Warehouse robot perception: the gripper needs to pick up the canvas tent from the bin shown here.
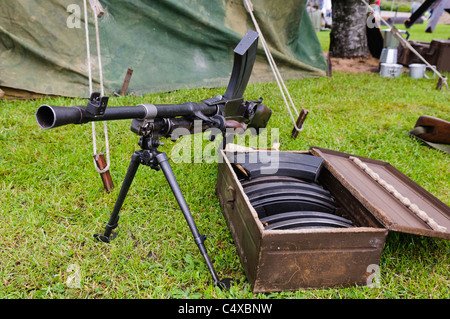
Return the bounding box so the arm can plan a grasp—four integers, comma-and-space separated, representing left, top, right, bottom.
0, 0, 326, 99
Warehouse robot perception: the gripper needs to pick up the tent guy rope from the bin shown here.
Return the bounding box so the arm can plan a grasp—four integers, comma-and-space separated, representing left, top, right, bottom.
243, 0, 307, 133
83, 0, 114, 191
83, 0, 111, 175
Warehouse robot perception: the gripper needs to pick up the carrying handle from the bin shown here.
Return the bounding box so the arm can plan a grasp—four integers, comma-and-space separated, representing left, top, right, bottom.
424, 65, 436, 79
403, 30, 410, 40
226, 186, 236, 209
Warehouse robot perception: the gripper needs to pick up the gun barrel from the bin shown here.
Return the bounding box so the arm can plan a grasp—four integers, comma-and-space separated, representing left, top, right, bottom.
36, 102, 218, 130
36, 104, 148, 129
36, 104, 83, 129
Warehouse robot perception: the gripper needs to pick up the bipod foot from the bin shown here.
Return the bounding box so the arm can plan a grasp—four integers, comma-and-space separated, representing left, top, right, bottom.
214, 278, 238, 290
94, 231, 117, 243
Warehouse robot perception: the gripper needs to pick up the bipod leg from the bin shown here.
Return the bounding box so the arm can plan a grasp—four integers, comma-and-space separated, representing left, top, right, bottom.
94, 151, 141, 243
155, 152, 228, 288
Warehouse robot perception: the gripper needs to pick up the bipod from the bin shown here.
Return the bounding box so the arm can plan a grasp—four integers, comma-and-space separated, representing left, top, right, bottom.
94, 134, 229, 289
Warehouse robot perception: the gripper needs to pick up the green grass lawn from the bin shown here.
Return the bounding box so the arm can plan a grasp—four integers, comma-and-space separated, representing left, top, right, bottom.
380, 1, 413, 13
1, 69, 449, 299
316, 23, 450, 52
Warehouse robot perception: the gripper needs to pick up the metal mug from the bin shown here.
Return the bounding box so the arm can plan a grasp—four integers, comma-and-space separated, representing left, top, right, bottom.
409, 63, 436, 79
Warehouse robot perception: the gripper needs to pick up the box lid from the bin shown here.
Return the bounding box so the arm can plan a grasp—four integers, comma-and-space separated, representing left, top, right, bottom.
310, 147, 450, 240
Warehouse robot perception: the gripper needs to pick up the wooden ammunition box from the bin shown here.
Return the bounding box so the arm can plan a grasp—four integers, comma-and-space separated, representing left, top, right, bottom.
398, 39, 450, 72
215, 147, 450, 293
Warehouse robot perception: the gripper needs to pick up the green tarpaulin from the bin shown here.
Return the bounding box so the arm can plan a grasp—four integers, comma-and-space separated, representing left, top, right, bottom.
0, 0, 326, 98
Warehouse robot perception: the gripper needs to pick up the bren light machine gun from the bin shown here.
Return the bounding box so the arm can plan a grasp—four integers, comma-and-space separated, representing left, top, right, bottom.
35, 31, 272, 288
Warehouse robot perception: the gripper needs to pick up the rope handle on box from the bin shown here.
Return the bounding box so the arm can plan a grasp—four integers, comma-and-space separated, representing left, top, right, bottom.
349, 156, 446, 232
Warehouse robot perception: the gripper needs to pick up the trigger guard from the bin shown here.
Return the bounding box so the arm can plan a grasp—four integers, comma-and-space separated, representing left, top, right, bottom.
212, 114, 226, 131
